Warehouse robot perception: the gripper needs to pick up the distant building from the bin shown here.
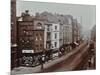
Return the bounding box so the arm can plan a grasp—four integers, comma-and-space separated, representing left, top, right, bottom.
72, 19, 81, 43
91, 25, 96, 41
77, 23, 81, 40
63, 15, 73, 45
55, 14, 73, 45
59, 23, 63, 47
40, 12, 73, 49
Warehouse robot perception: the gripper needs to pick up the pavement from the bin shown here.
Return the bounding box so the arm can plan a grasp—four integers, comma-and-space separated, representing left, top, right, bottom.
11, 42, 87, 75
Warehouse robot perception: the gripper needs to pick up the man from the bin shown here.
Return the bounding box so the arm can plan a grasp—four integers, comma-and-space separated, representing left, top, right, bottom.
89, 40, 94, 50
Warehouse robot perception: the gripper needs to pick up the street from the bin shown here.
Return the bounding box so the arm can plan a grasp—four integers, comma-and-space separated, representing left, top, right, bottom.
40, 41, 89, 72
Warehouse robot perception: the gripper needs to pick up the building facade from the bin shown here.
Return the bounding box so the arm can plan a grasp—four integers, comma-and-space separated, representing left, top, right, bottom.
33, 18, 45, 52
63, 15, 73, 45
44, 23, 60, 50
17, 10, 34, 66
41, 12, 74, 50
59, 23, 64, 47
17, 10, 46, 66
91, 25, 96, 41
72, 19, 80, 43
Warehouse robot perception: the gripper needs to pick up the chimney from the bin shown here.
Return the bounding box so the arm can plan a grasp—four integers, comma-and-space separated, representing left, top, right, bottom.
25, 10, 30, 16
35, 12, 40, 18
25, 10, 29, 14
21, 12, 25, 17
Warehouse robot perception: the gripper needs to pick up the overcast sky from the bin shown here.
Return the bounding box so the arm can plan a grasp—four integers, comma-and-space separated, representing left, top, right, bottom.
16, 0, 96, 32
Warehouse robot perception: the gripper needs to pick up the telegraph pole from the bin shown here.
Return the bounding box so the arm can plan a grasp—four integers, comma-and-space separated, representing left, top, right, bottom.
80, 16, 82, 43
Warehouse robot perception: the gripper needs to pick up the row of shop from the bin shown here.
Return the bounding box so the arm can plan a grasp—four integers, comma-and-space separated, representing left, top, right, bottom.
19, 42, 80, 67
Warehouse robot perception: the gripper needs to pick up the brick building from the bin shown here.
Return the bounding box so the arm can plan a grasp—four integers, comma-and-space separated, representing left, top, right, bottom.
33, 18, 45, 52
17, 10, 34, 66
17, 10, 45, 66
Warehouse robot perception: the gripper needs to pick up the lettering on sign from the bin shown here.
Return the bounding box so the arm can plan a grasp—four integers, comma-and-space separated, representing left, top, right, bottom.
22, 50, 34, 53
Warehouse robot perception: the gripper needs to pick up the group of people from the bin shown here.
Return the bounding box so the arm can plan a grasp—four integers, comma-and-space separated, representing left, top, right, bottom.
88, 40, 95, 69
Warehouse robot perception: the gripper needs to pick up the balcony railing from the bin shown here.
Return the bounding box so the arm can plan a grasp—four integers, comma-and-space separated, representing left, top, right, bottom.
47, 28, 52, 32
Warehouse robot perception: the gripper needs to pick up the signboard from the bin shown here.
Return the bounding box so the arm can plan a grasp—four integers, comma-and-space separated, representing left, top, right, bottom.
22, 50, 34, 53
19, 22, 33, 25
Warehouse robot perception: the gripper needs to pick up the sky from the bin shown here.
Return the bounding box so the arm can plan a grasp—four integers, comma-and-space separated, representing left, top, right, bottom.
16, 0, 96, 33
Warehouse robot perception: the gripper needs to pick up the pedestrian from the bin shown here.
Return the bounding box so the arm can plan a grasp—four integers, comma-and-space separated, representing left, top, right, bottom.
89, 40, 94, 50
38, 55, 44, 70
88, 59, 91, 68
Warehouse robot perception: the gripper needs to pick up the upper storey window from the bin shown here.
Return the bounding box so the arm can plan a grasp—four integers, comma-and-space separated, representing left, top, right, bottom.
36, 22, 42, 29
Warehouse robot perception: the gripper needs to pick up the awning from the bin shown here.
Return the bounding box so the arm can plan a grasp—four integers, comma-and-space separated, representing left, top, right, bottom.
74, 42, 79, 46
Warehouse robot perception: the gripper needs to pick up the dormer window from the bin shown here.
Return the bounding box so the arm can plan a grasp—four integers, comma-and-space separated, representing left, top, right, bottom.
55, 26, 57, 30
40, 37, 42, 40
35, 37, 38, 41
36, 22, 42, 29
